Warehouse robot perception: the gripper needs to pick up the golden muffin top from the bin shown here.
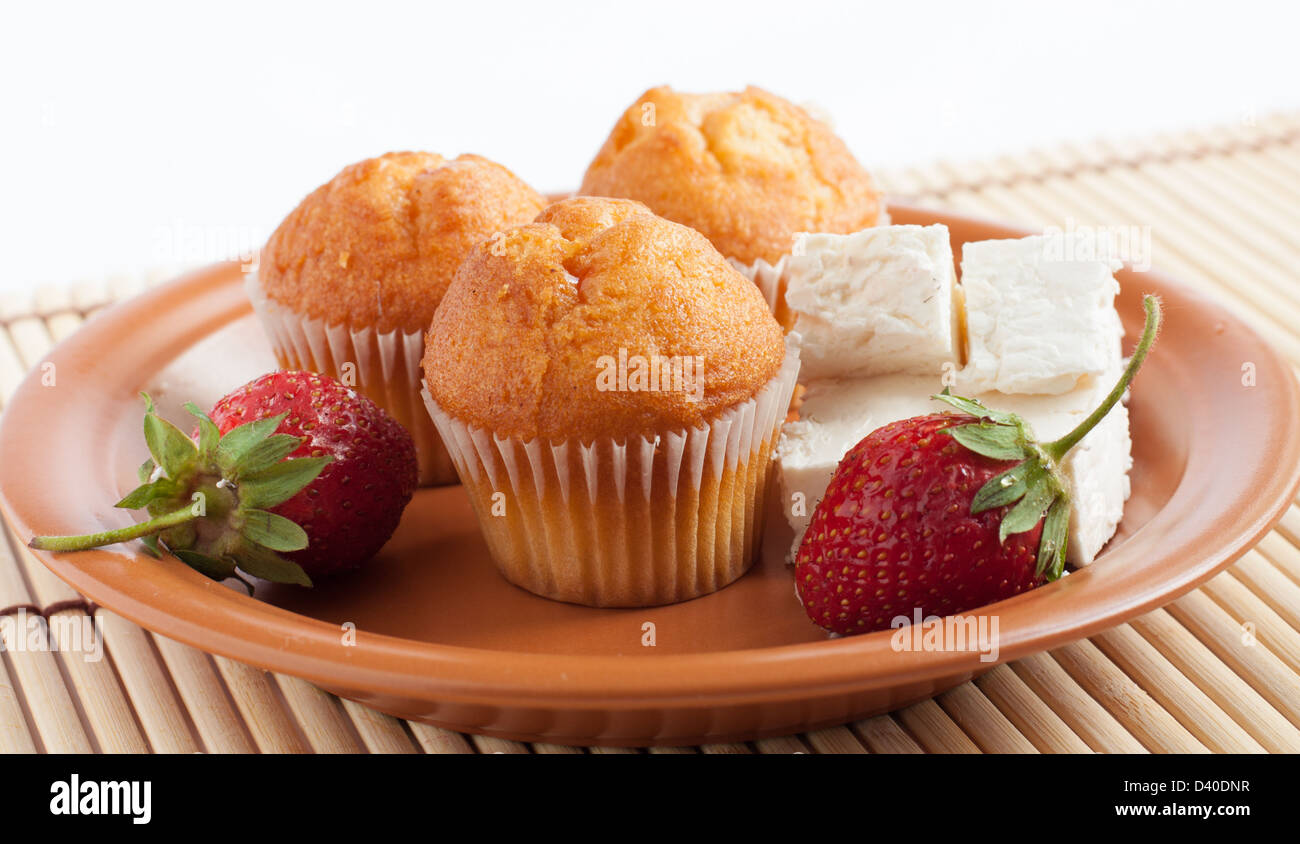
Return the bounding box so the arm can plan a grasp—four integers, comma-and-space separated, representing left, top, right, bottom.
423, 197, 786, 442
259, 151, 545, 334
579, 86, 882, 267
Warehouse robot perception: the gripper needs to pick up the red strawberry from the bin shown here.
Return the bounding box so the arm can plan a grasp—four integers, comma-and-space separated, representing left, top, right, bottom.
30, 370, 417, 588
797, 414, 1045, 634
209, 371, 418, 578
796, 294, 1162, 635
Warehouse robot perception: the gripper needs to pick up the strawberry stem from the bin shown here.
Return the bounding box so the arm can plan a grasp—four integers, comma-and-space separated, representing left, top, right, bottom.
1045, 295, 1162, 464
29, 505, 197, 552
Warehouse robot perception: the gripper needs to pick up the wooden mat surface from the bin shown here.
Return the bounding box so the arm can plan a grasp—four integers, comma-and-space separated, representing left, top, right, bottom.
2, 114, 1299, 754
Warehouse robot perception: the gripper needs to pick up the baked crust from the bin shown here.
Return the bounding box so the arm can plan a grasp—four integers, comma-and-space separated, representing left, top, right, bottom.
260, 152, 545, 334
579, 86, 881, 266
424, 197, 785, 441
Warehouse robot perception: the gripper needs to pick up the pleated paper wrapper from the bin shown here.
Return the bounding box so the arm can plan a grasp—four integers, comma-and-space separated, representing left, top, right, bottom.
244, 272, 455, 486
422, 342, 801, 607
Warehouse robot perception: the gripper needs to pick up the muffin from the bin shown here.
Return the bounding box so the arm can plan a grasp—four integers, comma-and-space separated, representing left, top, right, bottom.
579, 86, 883, 316
422, 197, 800, 607
250, 151, 546, 485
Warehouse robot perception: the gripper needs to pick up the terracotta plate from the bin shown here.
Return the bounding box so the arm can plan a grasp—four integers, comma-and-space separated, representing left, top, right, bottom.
2, 205, 1298, 747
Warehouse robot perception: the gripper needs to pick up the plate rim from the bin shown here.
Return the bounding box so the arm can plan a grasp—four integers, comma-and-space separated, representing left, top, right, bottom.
2, 202, 1298, 710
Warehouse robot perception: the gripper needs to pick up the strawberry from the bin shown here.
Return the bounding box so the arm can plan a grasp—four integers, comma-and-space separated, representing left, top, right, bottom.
796, 295, 1162, 635
30, 371, 417, 589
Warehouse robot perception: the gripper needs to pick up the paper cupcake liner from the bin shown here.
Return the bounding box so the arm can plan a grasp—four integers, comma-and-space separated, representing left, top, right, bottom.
244, 272, 456, 486
423, 341, 801, 607
730, 256, 787, 315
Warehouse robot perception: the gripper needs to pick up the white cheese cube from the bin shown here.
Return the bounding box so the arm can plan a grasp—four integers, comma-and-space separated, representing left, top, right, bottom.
957, 234, 1123, 395
784, 225, 959, 380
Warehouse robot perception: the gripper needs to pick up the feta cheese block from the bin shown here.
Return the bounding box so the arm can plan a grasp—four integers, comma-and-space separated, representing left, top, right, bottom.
776, 370, 1132, 566
957, 234, 1123, 395
784, 225, 960, 380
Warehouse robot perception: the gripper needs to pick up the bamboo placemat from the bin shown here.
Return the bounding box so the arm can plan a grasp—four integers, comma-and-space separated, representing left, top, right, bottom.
2, 113, 1299, 754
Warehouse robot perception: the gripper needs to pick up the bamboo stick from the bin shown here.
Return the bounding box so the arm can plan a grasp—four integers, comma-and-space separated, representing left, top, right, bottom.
472, 735, 530, 754
0, 655, 37, 752
1090, 624, 1265, 752
1166, 590, 1300, 728
0, 621, 91, 752
339, 699, 418, 754
151, 635, 256, 753
700, 742, 753, 754
1223, 148, 1300, 204
47, 609, 148, 753
803, 726, 868, 754
1252, 532, 1300, 586
1183, 151, 1300, 236
274, 674, 363, 754
1230, 549, 1300, 629
1258, 145, 1300, 184
212, 656, 309, 753
406, 722, 474, 754
754, 734, 811, 754
96, 610, 198, 753
849, 715, 925, 754
1199, 572, 1300, 673
937, 682, 1038, 753
0, 524, 35, 611
1009, 652, 1146, 753
895, 698, 981, 753
68, 278, 109, 313
1050, 640, 1208, 753
1271, 508, 1300, 554
973, 664, 1091, 753
1129, 609, 1300, 752
529, 742, 575, 753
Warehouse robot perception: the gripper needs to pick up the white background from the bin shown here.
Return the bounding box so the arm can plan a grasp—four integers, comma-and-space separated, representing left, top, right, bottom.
2, 0, 1297, 292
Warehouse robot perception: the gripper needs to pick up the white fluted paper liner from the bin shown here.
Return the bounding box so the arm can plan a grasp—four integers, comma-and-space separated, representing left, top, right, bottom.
422, 341, 801, 607
244, 272, 455, 486
729, 256, 787, 314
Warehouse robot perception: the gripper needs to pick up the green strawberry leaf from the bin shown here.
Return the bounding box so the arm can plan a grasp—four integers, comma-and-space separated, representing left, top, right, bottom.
241, 508, 309, 552
142, 394, 199, 477
232, 434, 303, 479
239, 456, 331, 509
137, 458, 156, 484
139, 534, 162, 559
946, 423, 1027, 462
1037, 496, 1071, 580
932, 297, 1164, 582
185, 402, 220, 456
115, 478, 181, 510
173, 548, 237, 580
235, 543, 312, 587
971, 464, 1030, 514
1000, 469, 1058, 543
931, 388, 1019, 426
215, 413, 288, 472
